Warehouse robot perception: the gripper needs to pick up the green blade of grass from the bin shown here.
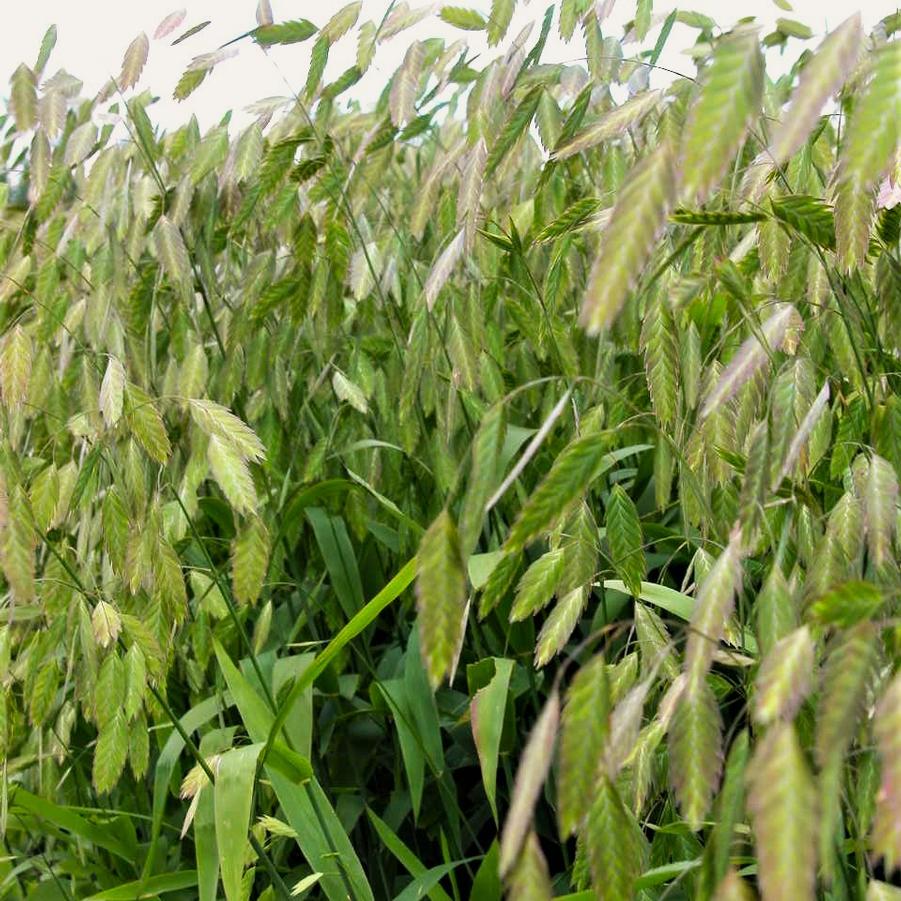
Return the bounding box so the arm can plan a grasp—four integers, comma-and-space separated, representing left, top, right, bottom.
262, 558, 417, 762
215, 744, 263, 901
213, 641, 374, 901
366, 809, 454, 901
84, 871, 199, 900
10, 789, 135, 863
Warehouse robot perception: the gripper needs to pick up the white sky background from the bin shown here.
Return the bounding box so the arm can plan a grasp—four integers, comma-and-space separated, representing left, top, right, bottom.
1, 1, 898, 132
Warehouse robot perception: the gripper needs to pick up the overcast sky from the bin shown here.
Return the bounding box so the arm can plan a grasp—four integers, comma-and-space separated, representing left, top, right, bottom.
2, 1, 896, 130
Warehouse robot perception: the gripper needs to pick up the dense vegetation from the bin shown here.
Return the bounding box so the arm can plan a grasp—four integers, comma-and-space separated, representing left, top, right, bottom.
1, 1, 900, 898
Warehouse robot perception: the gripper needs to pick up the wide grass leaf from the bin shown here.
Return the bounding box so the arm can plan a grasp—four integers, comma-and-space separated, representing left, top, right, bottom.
471, 657, 514, 820
366, 809, 453, 901
213, 642, 373, 901
84, 871, 199, 900
215, 744, 263, 901
307, 506, 365, 617
11, 789, 134, 861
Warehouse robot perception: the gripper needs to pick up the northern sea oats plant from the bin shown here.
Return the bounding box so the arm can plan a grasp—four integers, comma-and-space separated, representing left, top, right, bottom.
0, 1, 900, 899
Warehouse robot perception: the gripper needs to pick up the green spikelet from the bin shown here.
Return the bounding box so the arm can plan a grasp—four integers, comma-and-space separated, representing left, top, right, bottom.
581, 143, 675, 335
834, 177, 875, 273
738, 420, 769, 549
864, 454, 899, 578
3, 485, 35, 604
487, 0, 515, 46
766, 15, 862, 170
669, 675, 724, 830
680, 25, 763, 204
485, 86, 543, 178
808, 580, 882, 628
189, 399, 265, 462
29, 661, 59, 727
826, 490, 864, 570
816, 622, 877, 768
700, 304, 802, 422
129, 713, 150, 779
836, 37, 901, 270
400, 309, 430, 426
499, 691, 559, 878
232, 515, 270, 605
770, 194, 836, 250
153, 215, 192, 292
704, 731, 750, 893
0, 326, 33, 411
803, 531, 852, 603
554, 90, 663, 161
125, 384, 171, 464
753, 626, 815, 724
769, 359, 815, 489
558, 654, 610, 836
872, 672, 901, 874
123, 643, 146, 721
510, 549, 565, 622
534, 586, 586, 667
622, 718, 665, 818
505, 433, 620, 553
415, 510, 467, 688
681, 321, 703, 412
757, 213, 791, 283
747, 722, 817, 901
653, 437, 674, 511
584, 775, 647, 900
641, 293, 680, 428
875, 395, 901, 479
504, 831, 553, 900
9, 64, 37, 132
93, 710, 129, 794
816, 622, 878, 879
478, 552, 521, 620
634, 602, 680, 682
685, 532, 743, 683
155, 540, 187, 623
459, 403, 506, 556
558, 503, 599, 596
605, 485, 646, 597
797, 507, 825, 569
207, 434, 256, 514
